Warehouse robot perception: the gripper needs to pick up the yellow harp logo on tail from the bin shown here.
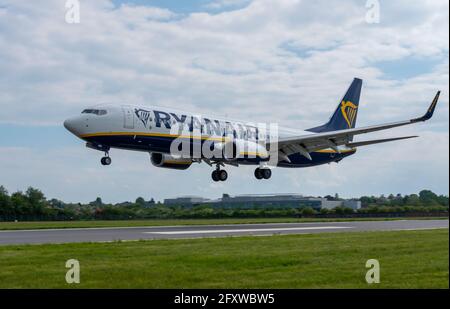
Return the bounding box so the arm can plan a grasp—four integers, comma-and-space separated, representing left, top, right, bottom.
340, 101, 358, 128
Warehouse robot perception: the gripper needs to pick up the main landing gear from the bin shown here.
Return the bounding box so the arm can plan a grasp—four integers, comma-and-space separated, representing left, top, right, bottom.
212, 165, 228, 182
100, 152, 112, 166
210, 166, 272, 182
254, 167, 272, 180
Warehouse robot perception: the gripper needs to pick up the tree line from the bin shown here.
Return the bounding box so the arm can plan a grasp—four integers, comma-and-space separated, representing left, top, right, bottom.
0, 186, 448, 221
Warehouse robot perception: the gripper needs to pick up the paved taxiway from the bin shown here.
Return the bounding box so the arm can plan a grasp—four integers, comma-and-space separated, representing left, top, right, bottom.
0, 219, 447, 245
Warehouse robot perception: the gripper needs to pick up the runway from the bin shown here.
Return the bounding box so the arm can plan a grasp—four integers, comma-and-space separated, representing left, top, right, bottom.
0, 219, 447, 245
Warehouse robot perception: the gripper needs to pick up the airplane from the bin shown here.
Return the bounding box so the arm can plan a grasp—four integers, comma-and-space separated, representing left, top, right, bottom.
64, 78, 441, 182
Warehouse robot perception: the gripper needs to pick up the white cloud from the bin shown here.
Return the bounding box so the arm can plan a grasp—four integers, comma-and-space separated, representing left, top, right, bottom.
204, 0, 252, 10
0, 0, 448, 124
0, 0, 448, 200
117, 4, 178, 21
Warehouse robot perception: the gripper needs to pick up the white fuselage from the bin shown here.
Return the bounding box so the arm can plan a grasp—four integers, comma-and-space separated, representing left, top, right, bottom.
64, 104, 354, 169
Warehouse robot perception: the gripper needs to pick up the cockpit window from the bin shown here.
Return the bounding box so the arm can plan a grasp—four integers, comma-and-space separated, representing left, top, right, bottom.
82, 109, 107, 115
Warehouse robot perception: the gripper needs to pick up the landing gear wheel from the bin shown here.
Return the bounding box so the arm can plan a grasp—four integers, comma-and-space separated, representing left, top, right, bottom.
262, 168, 272, 179
101, 156, 112, 166
218, 170, 228, 181
254, 168, 263, 180
255, 168, 271, 180
212, 167, 228, 182
211, 170, 220, 182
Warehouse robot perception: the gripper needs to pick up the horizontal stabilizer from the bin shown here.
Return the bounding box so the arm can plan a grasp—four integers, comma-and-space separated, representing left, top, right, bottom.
346, 136, 418, 148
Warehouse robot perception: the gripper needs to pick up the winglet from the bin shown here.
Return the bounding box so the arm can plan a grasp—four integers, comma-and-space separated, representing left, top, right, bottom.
412, 91, 441, 122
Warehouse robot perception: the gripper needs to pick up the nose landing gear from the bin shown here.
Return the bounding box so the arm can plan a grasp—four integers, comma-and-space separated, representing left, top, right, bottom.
101, 152, 112, 166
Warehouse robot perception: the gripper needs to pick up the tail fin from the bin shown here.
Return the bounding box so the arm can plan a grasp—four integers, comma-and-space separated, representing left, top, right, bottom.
307, 78, 362, 133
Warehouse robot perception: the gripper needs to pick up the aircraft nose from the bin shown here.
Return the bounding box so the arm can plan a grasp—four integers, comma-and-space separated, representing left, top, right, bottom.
64, 116, 82, 136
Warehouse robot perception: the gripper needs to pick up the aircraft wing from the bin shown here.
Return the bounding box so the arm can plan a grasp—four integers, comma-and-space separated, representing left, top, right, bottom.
270, 91, 440, 159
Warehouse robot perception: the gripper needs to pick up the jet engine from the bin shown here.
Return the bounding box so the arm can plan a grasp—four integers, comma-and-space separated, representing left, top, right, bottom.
150, 153, 192, 170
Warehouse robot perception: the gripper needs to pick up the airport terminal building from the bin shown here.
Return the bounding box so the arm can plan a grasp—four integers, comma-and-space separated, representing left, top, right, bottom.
163, 194, 361, 210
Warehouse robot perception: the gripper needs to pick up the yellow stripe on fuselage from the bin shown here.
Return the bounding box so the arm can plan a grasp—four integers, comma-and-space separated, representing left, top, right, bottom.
315, 148, 356, 154
239, 151, 268, 157
80, 131, 231, 142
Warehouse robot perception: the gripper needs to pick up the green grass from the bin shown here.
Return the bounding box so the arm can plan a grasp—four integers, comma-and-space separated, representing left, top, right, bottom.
0, 229, 447, 288
0, 217, 446, 230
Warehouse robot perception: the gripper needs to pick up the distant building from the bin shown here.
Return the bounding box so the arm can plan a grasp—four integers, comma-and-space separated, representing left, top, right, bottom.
343, 200, 362, 210
163, 196, 210, 207
320, 199, 361, 210
163, 194, 361, 210
207, 194, 323, 210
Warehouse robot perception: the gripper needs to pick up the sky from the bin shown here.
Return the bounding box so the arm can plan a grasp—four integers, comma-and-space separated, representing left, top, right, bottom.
0, 0, 448, 203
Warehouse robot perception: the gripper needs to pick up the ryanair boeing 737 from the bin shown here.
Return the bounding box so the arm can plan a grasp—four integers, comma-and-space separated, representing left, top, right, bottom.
64, 78, 441, 182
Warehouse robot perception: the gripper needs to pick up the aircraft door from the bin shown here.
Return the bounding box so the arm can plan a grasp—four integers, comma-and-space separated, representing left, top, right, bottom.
122, 106, 135, 129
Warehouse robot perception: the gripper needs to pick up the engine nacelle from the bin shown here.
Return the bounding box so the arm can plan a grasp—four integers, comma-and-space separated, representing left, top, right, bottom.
150, 153, 192, 170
